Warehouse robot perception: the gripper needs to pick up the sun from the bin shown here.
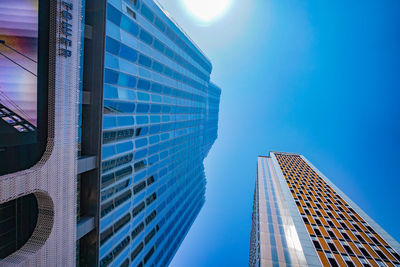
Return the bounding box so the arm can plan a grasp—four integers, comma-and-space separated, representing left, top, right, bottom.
181, 0, 232, 25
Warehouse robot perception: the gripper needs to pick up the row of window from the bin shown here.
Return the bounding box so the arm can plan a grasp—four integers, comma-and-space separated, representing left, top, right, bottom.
101, 165, 132, 189
101, 190, 132, 218
103, 98, 206, 116
276, 154, 400, 266
100, 235, 130, 267
133, 1, 212, 72
108, 3, 210, 83
102, 153, 133, 173
103, 127, 135, 144
104, 76, 208, 105
100, 213, 131, 247
104, 34, 207, 94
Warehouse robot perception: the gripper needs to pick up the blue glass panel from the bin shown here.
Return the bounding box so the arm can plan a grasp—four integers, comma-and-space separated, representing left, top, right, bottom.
117, 102, 135, 113
104, 84, 118, 99
102, 145, 116, 159
136, 116, 149, 125
118, 73, 137, 88
117, 87, 136, 100
161, 105, 171, 113
150, 105, 161, 114
138, 54, 152, 68
107, 3, 121, 26
135, 149, 147, 160
160, 133, 169, 141
154, 17, 166, 32
104, 68, 119, 85
103, 116, 117, 129
140, 4, 154, 22
150, 83, 162, 93
159, 167, 167, 178
105, 53, 119, 69
150, 116, 160, 123
116, 141, 133, 154
165, 47, 174, 59
120, 15, 139, 37
117, 116, 134, 127
104, 100, 118, 112
148, 144, 159, 155
148, 154, 158, 165
136, 103, 149, 113
137, 79, 150, 91
106, 21, 121, 41
160, 150, 168, 159
151, 61, 163, 73
137, 92, 150, 101
135, 138, 148, 148
105, 36, 120, 55
160, 124, 170, 132
153, 39, 165, 53
163, 67, 173, 77
149, 125, 160, 134
120, 44, 138, 63
163, 87, 171, 95
139, 29, 153, 45
136, 126, 148, 136
149, 135, 159, 144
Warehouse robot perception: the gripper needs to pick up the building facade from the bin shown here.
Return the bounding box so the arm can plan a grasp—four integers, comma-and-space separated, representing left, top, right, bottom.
0, 0, 220, 266
249, 152, 400, 267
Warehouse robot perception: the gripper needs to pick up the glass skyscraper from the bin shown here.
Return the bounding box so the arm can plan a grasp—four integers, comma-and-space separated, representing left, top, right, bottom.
250, 152, 400, 267
82, 0, 221, 266
0, 0, 220, 266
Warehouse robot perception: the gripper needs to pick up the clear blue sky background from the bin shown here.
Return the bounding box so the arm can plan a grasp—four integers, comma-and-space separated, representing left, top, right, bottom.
157, 0, 400, 266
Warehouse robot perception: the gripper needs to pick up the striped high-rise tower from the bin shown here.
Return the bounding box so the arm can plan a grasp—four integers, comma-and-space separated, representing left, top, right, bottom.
249, 152, 400, 267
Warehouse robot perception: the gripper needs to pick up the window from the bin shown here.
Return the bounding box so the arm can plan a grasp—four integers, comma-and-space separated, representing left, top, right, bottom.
144, 246, 155, 264
326, 253, 339, 267
131, 223, 144, 240
132, 201, 145, 218
146, 193, 157, 205
134, 160, 146, 172
114, 214, 131, 233
145, 210, 157, 225
127, 7, 136, 19
115, 166, 132, 181
145, 228, 156, 244
313, 227, 322, 237
100, 227, 113, 246
0, 194, 39, 259
140, 4, 154, 22
133, 181, 146, 194
101, 201, 114, 218
342, 255, 355, 267
120, 258, 129, 267
131, 242, 143, 261
328, 230, 336, 239
343, 244, 354, 255
138, 54, 152, 68
139, 29, 153, 45
311, 237, 322, 251
328, 241, 338, 253
147, 176, 155, 186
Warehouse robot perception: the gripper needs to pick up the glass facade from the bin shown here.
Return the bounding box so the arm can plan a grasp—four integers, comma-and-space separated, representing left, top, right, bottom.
250, 152, 400, 267
98, 0, 220, 266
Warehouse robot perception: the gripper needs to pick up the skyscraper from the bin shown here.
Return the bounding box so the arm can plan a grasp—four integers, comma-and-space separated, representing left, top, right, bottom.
249, 152, 400, 267
0, 0, 220, 266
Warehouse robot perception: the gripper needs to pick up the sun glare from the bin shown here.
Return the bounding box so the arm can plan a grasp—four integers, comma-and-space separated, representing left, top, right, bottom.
181, 0, 232, 25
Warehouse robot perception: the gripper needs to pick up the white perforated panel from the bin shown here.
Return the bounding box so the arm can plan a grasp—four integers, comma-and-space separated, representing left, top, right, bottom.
0, 0, 82, 266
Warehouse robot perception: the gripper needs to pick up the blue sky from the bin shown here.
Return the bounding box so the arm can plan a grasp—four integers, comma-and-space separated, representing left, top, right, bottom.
156, 0, 400, 266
